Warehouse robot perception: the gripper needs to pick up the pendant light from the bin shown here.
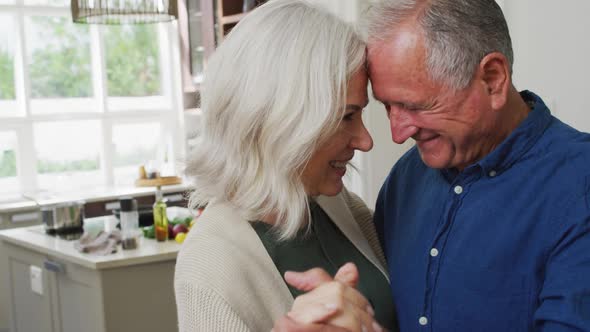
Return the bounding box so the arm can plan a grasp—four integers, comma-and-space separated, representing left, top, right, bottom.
71, 0, 178, 24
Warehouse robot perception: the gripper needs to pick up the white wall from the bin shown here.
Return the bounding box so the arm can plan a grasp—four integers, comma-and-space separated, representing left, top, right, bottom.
306, 0, 360, 23
505, 0, 590, 132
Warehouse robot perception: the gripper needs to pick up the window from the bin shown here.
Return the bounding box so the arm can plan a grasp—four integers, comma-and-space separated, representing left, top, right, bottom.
0, 131, 19, 200
104, 25, 161, 97
34, 120, 102, 191
0, 0, 185, 198
112, 122, 162, 186
0, 13, 17, 116
25, 15, 93, 114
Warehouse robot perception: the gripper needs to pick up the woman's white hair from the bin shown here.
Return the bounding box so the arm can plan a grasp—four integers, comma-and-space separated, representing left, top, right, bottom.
186, 0, 366, 239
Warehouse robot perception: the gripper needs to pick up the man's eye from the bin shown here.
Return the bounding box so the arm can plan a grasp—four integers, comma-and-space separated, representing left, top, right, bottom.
394, 103, 420, 112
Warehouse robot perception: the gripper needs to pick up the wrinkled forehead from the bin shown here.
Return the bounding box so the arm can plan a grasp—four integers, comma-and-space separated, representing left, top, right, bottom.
367, 24, 425, 64
365, 43, 387, 74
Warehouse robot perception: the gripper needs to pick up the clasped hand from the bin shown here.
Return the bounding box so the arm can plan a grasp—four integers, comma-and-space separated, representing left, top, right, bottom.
272, 262, 385, 332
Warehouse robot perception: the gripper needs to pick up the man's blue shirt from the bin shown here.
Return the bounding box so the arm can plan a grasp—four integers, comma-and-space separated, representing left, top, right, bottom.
375, 91, 590, 331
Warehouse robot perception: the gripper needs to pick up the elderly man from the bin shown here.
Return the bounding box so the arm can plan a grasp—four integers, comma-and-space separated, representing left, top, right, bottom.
275, 0, 590, 331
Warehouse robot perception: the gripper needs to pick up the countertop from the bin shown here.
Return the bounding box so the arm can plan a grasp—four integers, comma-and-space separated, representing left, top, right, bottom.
0, 220, 181, 270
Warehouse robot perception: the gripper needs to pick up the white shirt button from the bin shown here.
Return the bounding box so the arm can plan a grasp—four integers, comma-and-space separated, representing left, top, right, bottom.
454, 185, 463, 194
489, 170, 497, 177
430, 248, 439, 257
419, 316, 428, 326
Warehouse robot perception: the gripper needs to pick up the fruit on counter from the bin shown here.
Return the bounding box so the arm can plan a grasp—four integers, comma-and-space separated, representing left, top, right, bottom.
143, 225, 155, 239
172, 223, 189, 238
141, 217, 195, 241
171, 216, 193, 227
168, 223, 175, 239
175, 232, 187, 244
155, 225, 168, 242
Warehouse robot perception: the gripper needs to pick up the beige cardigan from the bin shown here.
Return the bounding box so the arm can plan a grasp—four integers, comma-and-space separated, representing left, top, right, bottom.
174, 188, 388, 332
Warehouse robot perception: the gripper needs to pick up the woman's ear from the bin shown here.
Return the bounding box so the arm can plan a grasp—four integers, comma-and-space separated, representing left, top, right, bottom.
477, 52, 510, 110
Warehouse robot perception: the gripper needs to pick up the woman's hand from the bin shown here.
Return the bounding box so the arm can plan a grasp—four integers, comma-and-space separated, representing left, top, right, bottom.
282, 263, 384, 332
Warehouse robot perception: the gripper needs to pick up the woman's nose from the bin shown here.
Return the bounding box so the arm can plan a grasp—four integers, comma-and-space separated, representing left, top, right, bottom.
351, 122, 373, 152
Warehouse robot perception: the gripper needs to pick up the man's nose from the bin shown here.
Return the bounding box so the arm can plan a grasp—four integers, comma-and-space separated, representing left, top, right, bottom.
390, 108, 418, 144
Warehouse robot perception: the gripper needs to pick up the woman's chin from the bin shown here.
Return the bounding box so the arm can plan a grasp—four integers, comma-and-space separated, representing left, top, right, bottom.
316, 181, 344, 197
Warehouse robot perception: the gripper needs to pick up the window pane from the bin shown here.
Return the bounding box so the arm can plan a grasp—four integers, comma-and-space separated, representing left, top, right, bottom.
112, 122, 161, 185
0, 0, 15, 4
34, 121, 103, 191
0, 131, 19, 195
0, 14, 16, 100
104, 25, 161, 97
0, 131, 18, 178
25, 16, 92, 99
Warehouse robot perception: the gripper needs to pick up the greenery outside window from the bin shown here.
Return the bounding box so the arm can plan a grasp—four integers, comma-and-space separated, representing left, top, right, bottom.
0, 0, 185, 200
0, 131, 19, 200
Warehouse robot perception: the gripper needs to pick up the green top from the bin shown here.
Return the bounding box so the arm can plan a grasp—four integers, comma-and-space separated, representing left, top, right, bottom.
251, 202, 397, 330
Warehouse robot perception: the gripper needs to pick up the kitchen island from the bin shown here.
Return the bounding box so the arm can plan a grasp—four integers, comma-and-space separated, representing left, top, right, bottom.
0, 222, 181, 332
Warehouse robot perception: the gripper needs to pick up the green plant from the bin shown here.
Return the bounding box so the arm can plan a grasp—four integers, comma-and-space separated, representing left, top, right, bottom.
28, 16, 92, 98
37, 157, 99, 174
105, 25, 161, 96
0, 48, 15, 100
0, 150, 17, 178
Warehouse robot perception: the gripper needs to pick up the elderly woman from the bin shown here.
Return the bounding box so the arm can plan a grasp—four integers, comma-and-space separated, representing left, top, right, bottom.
174, 1, 395, 331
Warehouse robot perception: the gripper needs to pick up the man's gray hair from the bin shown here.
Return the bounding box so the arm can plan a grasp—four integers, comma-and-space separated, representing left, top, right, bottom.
365, 0, 513, 89
185, 0, 366, 239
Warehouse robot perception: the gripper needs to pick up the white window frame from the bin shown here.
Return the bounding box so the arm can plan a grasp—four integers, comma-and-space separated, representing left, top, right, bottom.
0, 0, 185, 198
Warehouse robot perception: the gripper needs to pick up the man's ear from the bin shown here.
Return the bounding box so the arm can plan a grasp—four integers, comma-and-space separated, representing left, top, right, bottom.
478, 52, 510, 110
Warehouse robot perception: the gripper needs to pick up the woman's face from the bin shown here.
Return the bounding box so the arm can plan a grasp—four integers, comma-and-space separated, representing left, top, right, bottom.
302, 70, 373, 197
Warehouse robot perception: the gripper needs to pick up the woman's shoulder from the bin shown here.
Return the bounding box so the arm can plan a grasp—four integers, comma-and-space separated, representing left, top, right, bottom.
174, 200, 290, 294
175, 201, 257, 282
174, 201, 293, 331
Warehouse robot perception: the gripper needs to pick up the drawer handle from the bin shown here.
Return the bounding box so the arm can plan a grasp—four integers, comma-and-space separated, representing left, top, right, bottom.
43, 260, 65, 273
12, 212, 39, 224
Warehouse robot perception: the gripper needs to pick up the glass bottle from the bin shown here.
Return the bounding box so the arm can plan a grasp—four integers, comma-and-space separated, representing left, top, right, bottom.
153, 186, 169, 242
120, 197, 140, 249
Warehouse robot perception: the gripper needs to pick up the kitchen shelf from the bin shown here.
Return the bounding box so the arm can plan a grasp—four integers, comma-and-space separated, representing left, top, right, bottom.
220, 12, 246, 25
135, 176, 183, 187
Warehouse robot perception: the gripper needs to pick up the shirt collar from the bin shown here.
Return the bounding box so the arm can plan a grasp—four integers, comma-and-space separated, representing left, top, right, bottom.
442, 90, 552, 180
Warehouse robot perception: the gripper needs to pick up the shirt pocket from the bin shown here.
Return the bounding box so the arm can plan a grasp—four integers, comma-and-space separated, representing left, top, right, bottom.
432, 261, 532, 332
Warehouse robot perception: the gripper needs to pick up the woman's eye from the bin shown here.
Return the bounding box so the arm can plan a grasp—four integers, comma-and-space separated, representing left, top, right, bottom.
343, 112, 355, 121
